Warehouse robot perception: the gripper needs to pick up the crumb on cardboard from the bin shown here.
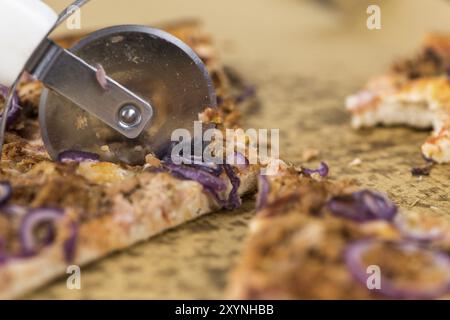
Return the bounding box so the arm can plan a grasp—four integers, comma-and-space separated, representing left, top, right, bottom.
348, 158, 362, 167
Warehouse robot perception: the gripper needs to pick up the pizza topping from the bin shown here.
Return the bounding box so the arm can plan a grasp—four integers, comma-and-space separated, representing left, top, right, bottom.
0, 236, 6, 264
223, 164, 241, 209
20, 208, 64, 255
144, 153, 162, 167
411, 163, 434, 176
328, 190, 397, 222
164, 155, 244, 209
164, 163, 227, 193
0, 83, 21, 127
301, 162, 329, 178
0, 181, 12, 206
63, 222, 78, 263
0, 204, 27, 217
394, 214, 446, 242
258, 192, 301, 218
226, 152, 249, 170
76, 162, 133, 185
57, 150, 100, 163
391, 46, 446, 80
193, 161, 224, 176
345, 240, 450, 299
167, 154, 224, 176
256, 175, 269, 210
198, 107, 222, 125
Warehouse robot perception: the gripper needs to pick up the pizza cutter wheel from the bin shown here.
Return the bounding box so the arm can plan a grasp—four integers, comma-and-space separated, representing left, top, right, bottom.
39, 25, 217, 165
0, 0, 216, 165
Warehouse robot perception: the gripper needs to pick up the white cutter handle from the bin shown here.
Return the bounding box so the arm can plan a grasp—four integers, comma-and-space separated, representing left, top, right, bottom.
0, 0, 91, 158
0, 0, 57, 87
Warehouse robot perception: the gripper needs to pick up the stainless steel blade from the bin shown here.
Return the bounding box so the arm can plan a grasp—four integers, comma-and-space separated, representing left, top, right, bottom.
29, 38, 153, 139
40, 25, 217, 165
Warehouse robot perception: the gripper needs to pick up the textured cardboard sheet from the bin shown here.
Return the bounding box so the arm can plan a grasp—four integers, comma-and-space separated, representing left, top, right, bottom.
30, 0, 450, 299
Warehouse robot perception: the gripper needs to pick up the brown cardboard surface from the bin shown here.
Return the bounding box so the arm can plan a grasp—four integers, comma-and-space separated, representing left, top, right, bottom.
29, 0, 450, 299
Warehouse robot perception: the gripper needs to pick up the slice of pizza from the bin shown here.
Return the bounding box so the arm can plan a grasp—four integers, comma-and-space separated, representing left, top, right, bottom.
227, 161, 450, 299
0, 21, 259, 299
346, 34, 450, 163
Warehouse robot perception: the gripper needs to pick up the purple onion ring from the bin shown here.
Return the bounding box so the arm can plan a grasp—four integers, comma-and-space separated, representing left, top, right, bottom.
223, 164, 241, 209
256, 175, 270, 210
301, 162, 329, 178
328, 190, 397, 222
57, 150, 100, 163
226, 152, 249, 170
20, 208, 64, 255
63, 222, 79, 263
345, 240, 450, 299
164, 163, 227, 193
0, 236, 7, 264
0, 204, 28, 217
166, 154, 223, 176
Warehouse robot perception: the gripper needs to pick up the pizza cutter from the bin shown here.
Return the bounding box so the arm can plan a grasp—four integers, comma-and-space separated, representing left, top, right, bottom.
0, 0, 217, 165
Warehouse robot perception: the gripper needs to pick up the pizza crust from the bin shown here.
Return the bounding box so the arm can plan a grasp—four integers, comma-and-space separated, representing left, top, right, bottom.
0, 20, 259, 299
346, 34, 450, 163
226, 165, 450, 300
0, 165, 258, 299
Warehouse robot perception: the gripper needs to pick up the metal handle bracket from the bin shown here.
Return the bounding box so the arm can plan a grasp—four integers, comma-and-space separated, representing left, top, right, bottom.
26, 39, 153, 139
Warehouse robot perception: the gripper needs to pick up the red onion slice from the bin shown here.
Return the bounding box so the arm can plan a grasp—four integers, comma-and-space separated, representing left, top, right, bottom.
256, 175, 270, 210
164, 163, 227, 193
301, 162, 329, 178
0, 181, 12, 206
0, 236, 6, 264
0, 84, 21, 127
20, 208, 64, 255
223, 164, 241, 209
328, 190, 397, 222
63, 222, 78, 263
0, 204, 27, 216
57, 150, 100, 163
411, 163, 434, 176
164, 160, 242, 209
166, 154, 223, 176
226, 152, 249, 170
345, 240, 450, 299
